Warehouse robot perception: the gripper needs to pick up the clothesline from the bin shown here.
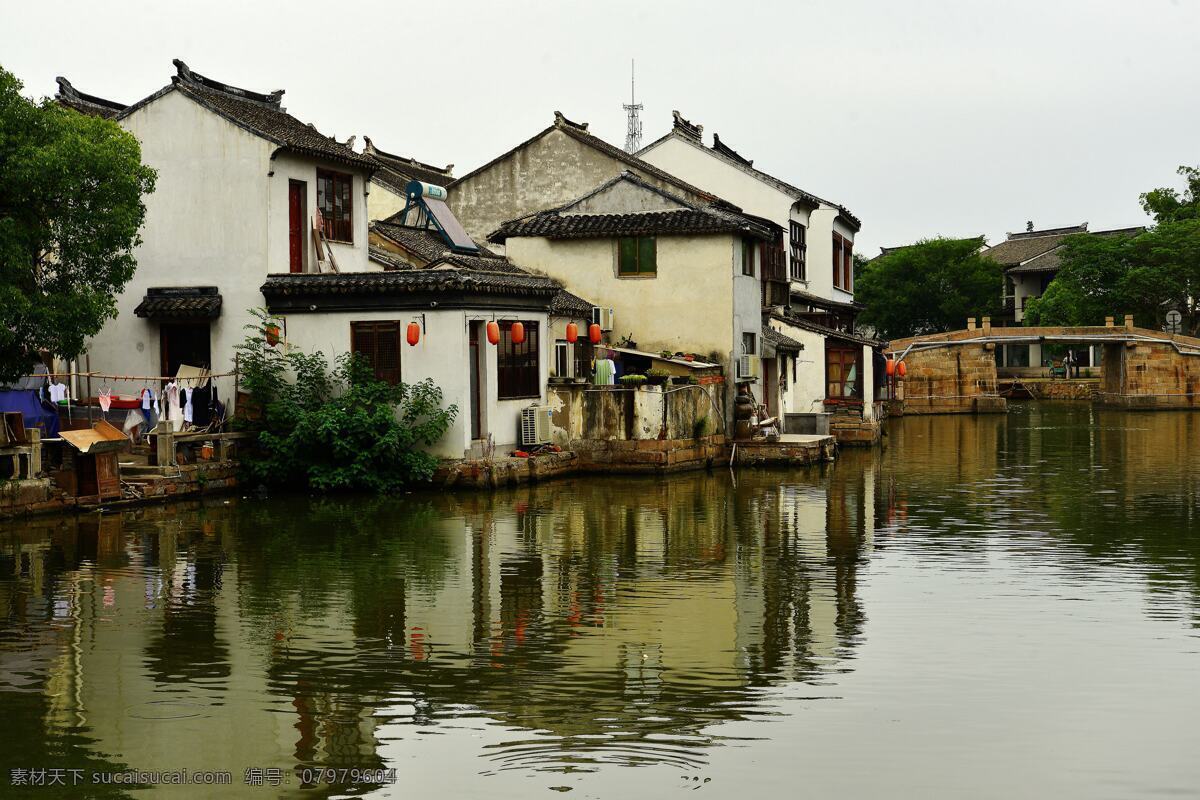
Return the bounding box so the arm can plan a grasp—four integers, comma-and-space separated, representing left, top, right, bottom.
20, 370, 238, 382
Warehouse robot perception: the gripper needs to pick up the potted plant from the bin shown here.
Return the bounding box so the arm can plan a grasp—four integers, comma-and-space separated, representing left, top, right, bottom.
671, 374, 695, 385
659, 349, 675, 360
618, 374, 647, 389
645, 368, 670, 386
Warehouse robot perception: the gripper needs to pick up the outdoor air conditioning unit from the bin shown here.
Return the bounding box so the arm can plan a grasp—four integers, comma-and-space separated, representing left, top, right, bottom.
591, 306, 615, 331
520, 406, 553, 447
739, 354, 762, 380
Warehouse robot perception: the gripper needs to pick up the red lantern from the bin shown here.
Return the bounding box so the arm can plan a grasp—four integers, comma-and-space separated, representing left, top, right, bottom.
510, 321, 526, 344
407, 321, 420, 346
897, 360, 907, 378
588, 323, 602, 344
486, 320, 500, 345
885, 358, 895, 376
565, 322, 578, 344
265, 323, 281, 347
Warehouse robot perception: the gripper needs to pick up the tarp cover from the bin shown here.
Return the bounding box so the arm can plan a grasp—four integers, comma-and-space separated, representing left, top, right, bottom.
0, 390, 60, 438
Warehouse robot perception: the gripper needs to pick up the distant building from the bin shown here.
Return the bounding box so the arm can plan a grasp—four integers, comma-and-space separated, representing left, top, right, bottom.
986, 223, 1143, 372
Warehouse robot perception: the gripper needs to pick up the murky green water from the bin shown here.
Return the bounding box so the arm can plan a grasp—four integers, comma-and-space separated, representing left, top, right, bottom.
2, 403, 1199, 798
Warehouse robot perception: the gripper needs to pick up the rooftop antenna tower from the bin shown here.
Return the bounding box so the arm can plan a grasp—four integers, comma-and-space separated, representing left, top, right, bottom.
623, 59, 642, 154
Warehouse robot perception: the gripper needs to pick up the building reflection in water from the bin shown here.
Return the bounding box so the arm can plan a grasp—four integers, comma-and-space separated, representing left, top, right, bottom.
0, 466, 877, 787
1, 403, 1198, 791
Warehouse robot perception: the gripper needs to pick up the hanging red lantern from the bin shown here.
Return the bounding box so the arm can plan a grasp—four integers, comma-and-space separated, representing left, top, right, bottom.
885, 357, 895, 376
265, 323, 281, 347
510, 321, 526, 344
897, 360, 907, 378
486, 320, 500, 345
565, 322, 578, 344
407, 321, 421, 346
588, 323, 602, 344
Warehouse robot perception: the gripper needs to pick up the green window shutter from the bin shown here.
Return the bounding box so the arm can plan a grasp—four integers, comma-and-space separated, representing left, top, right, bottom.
638, 236, 657, 275
618, 237, 637, 274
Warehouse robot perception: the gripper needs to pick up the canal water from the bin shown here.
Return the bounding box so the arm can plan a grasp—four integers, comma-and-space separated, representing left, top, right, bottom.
2, 403, 1199, 798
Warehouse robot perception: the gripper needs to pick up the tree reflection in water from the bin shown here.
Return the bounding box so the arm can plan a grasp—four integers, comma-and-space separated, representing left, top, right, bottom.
0, 402, 1198, 795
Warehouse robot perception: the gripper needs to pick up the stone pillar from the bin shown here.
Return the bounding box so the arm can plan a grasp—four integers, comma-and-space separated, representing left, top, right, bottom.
1105, 316, 1114, 327
1124, 314, 1134, 330
981, 316, 992, 334
967, 317, 976, 331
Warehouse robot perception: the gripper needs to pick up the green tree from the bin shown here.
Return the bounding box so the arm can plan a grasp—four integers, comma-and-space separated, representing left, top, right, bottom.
235, 310, 458, 492
856, 237, 999, 340
1024, 176, 1200, 332
0, 66, 156, 382
1140, 165, 1200, 224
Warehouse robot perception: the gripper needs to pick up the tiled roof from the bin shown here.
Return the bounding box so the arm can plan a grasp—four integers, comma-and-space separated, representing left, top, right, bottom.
767, 311, 882, 348
490, 172, 773, 243
362, 137, 453, 194
1003, 226, 1145, 275
790, 287, 863, 312
134, 287, 222, 319
763, 327, 803, 352
448, 112, 719, 204
985, 225, 1088, 266
372, 222, 497, 264
260, 269, 560, 298
550, 288, 594, 317
368, 245, 415, 271
55, 77, 125, 118
638, 115, 861, 225
121, 60, 373, 171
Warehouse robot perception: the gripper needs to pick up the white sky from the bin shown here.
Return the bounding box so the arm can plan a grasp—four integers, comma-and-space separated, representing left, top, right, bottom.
4, 0, 1198, 254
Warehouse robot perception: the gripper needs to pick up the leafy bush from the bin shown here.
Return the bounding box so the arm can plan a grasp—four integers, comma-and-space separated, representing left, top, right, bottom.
235, 310, 457, 492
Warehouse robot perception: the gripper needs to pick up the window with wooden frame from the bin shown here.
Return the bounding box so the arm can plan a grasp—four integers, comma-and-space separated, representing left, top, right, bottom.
741, 236, 756, 277
498, 321, 540, 399
789, 221, 807, 280
842, 237, 854, 292
826, 342, 861, 401
316, 169, 354, 243
350, 321, 401, 385
617, 237, 657, 276
832, 233, 844, 290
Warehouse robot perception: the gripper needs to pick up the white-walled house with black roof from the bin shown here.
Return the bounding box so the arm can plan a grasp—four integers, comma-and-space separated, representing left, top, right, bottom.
56, 59, 378, 414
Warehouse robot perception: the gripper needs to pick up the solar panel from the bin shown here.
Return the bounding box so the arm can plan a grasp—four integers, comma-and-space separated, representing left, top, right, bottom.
423, 197, 479, 254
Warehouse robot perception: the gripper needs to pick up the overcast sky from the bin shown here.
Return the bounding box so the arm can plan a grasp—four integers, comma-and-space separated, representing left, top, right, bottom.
4, 0, 1198, 254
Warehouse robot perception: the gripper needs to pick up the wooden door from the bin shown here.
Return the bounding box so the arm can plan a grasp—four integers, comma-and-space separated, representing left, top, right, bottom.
289, 180, 306, 273
469, 323, 482, 439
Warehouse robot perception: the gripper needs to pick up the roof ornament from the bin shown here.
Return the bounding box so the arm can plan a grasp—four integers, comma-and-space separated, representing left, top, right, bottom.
553, 111, 588, 131
1026, 220, 1034, 232
171, 58, 285, 108
712, 133, 753, 167
671, 110, 703, 142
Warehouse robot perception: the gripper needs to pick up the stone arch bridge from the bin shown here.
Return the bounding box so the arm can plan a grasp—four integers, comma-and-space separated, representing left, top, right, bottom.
887, 319, 1200, 414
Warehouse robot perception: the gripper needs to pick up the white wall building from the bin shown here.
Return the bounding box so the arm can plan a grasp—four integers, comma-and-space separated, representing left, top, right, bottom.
638, 113, 878, 433
57, 60, 378, 418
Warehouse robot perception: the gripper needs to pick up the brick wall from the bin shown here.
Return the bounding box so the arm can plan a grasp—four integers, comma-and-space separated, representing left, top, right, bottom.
894, 343, 1006, 415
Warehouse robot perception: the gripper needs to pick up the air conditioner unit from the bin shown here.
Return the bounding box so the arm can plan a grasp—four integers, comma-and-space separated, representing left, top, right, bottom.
738, 354, 762, 380
520, 406, 553, 447
591, 306, 616, 331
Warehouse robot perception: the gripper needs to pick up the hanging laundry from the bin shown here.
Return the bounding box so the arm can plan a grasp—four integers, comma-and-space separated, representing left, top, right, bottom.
98, 388, 112, 412
182, 386, 194, 424
164, 382, 182, 432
